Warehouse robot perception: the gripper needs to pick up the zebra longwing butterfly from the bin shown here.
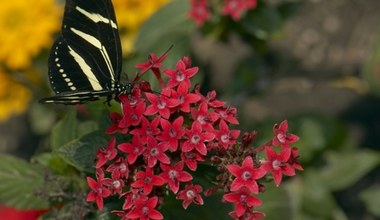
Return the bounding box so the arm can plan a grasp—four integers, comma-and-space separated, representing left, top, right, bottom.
39, 0, 132, 105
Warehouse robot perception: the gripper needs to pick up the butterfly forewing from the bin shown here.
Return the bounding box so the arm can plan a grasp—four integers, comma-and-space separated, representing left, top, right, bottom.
41, 0, 123, 104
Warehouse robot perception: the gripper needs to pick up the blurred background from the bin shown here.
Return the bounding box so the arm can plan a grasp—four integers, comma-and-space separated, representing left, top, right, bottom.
0, 0, 379, 219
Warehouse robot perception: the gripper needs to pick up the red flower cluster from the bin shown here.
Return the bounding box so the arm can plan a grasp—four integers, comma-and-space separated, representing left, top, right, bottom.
188, 0, 258, 25
86, 53, 302, 220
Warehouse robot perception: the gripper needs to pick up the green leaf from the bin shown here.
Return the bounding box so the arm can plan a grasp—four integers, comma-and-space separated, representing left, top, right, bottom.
320, 150, 380, 190
57, 131, 108, 172
31, 153, 75, 175
0, 154, 49, 209
242, 4, 283, 39
359, 185, 380, 217
134, 0, 194, 68
51, 109, 78, 150
256, 184, 294, 219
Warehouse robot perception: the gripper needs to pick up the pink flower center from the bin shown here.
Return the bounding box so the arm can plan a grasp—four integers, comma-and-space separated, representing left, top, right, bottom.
169, 128, 177, 138
120, 163, 127, 172
277, 133, 286, 143
240, 194, 247, 203
191, 135, 200, 144
144, 177, 152, 184
185, 152, 195, 159
134, 146, 140, 153
176, 72, 185, 82
186, 190, 195, 199
169, 169, 178, 179
142, 206, 149, 216
178, 95, 184, 104
272, 160, 282, 170
150, 148, 159, 156
241, 171, 252, 180
113, 180, 121, 189
157, 99, 166, 109
221, 134, 229, 143
128, 96, 137, 106
197, 115, 206, 124
131, 113, 138, 122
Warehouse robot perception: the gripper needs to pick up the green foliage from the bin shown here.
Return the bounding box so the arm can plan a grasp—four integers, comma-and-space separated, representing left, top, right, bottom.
58, 131, 108, 173
0, 154, 49, 209
359, 185, 380, 217
51, 109, 78, 150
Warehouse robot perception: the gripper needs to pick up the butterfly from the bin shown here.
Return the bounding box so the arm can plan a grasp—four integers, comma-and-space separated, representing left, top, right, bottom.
39, 0, 132, 105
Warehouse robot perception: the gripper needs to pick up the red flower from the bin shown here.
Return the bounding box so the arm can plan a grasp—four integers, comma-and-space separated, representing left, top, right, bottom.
272, 120, 299, 147
86, 169, 112, 210
0, 206, 49, 220
221, 0, 248, 21
119, 101, 146, 127
163, 57, 198, 88
182, 121, 215, 155
145, 88, 179, 119
103, 171, 125, 195
126, 196, 163, 220
122, 189, 147, 211
191, 102, 219, 131
180, 150, 205, 171
260, 146, 295, 186
196, 88, 225, 108
171, 83, 201, 113
135, 49, 171, 88
106, 157, 129, 179
215, 106, 239, 125
144, 136, 170, 167
118, 135, 145, 164
288, 147, 303, 171
215, 120, 240, 149
119, 87, 142, 107
177, 183, 204, 209
131, 167, 166, 195
96, 137, 117, 168
227, 156, 266, 193
160, 161, 193, 193
223, 188, 262, 217
157, 116, 185, 151
130, 116, 161, 144
188, 0, 210, 26
229, 209, 265, 220
106, 112, 128, 134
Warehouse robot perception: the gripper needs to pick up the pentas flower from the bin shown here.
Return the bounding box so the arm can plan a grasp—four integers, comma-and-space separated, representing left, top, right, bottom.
260, 146, 295, 186
181, 150, 205, 171
118, 135, 145, 164
157, 117, 185, 151
171, 83, 201, 113
159, 162, 193, 193
144, 88, 179, 119
106, 157, 129, 179
272, 120, 299, 147
215, 106, 239, 125
86, 54, 302, 220
182, 121, 215, 155
188, 0, 211, 26
96, 137, 117, 168
86, 169, 112, 210
229, 209, 265, 220
144, 136, 170, 168
119, 101, 146, 127
222, 0, 248, 21
191, 102, 219, 131
126, 196, 163, 220
130, 116, 161, 144
177, 183, 204, 209
106, 112, 127, 134
223, 187, 262, 217
215, 120, 240, 149
131, 167, 166, 195
227, 156, 266, 193
163, 56, 198, 88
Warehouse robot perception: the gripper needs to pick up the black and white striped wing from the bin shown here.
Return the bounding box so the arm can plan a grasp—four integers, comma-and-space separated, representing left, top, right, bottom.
40, 0, 122, 104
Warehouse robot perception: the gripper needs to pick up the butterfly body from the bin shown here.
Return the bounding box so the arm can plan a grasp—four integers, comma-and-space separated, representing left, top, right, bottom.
40, 0, 131, 105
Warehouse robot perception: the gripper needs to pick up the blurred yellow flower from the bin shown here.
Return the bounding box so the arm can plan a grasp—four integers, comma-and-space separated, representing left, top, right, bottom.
0, 69, 31, 122
113, 0, 170, 55
0, 0, 61, 69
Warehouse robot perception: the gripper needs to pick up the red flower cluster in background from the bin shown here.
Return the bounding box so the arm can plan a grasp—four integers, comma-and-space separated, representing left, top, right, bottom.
188, 0, 258, 26
86, 52, 302, 220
